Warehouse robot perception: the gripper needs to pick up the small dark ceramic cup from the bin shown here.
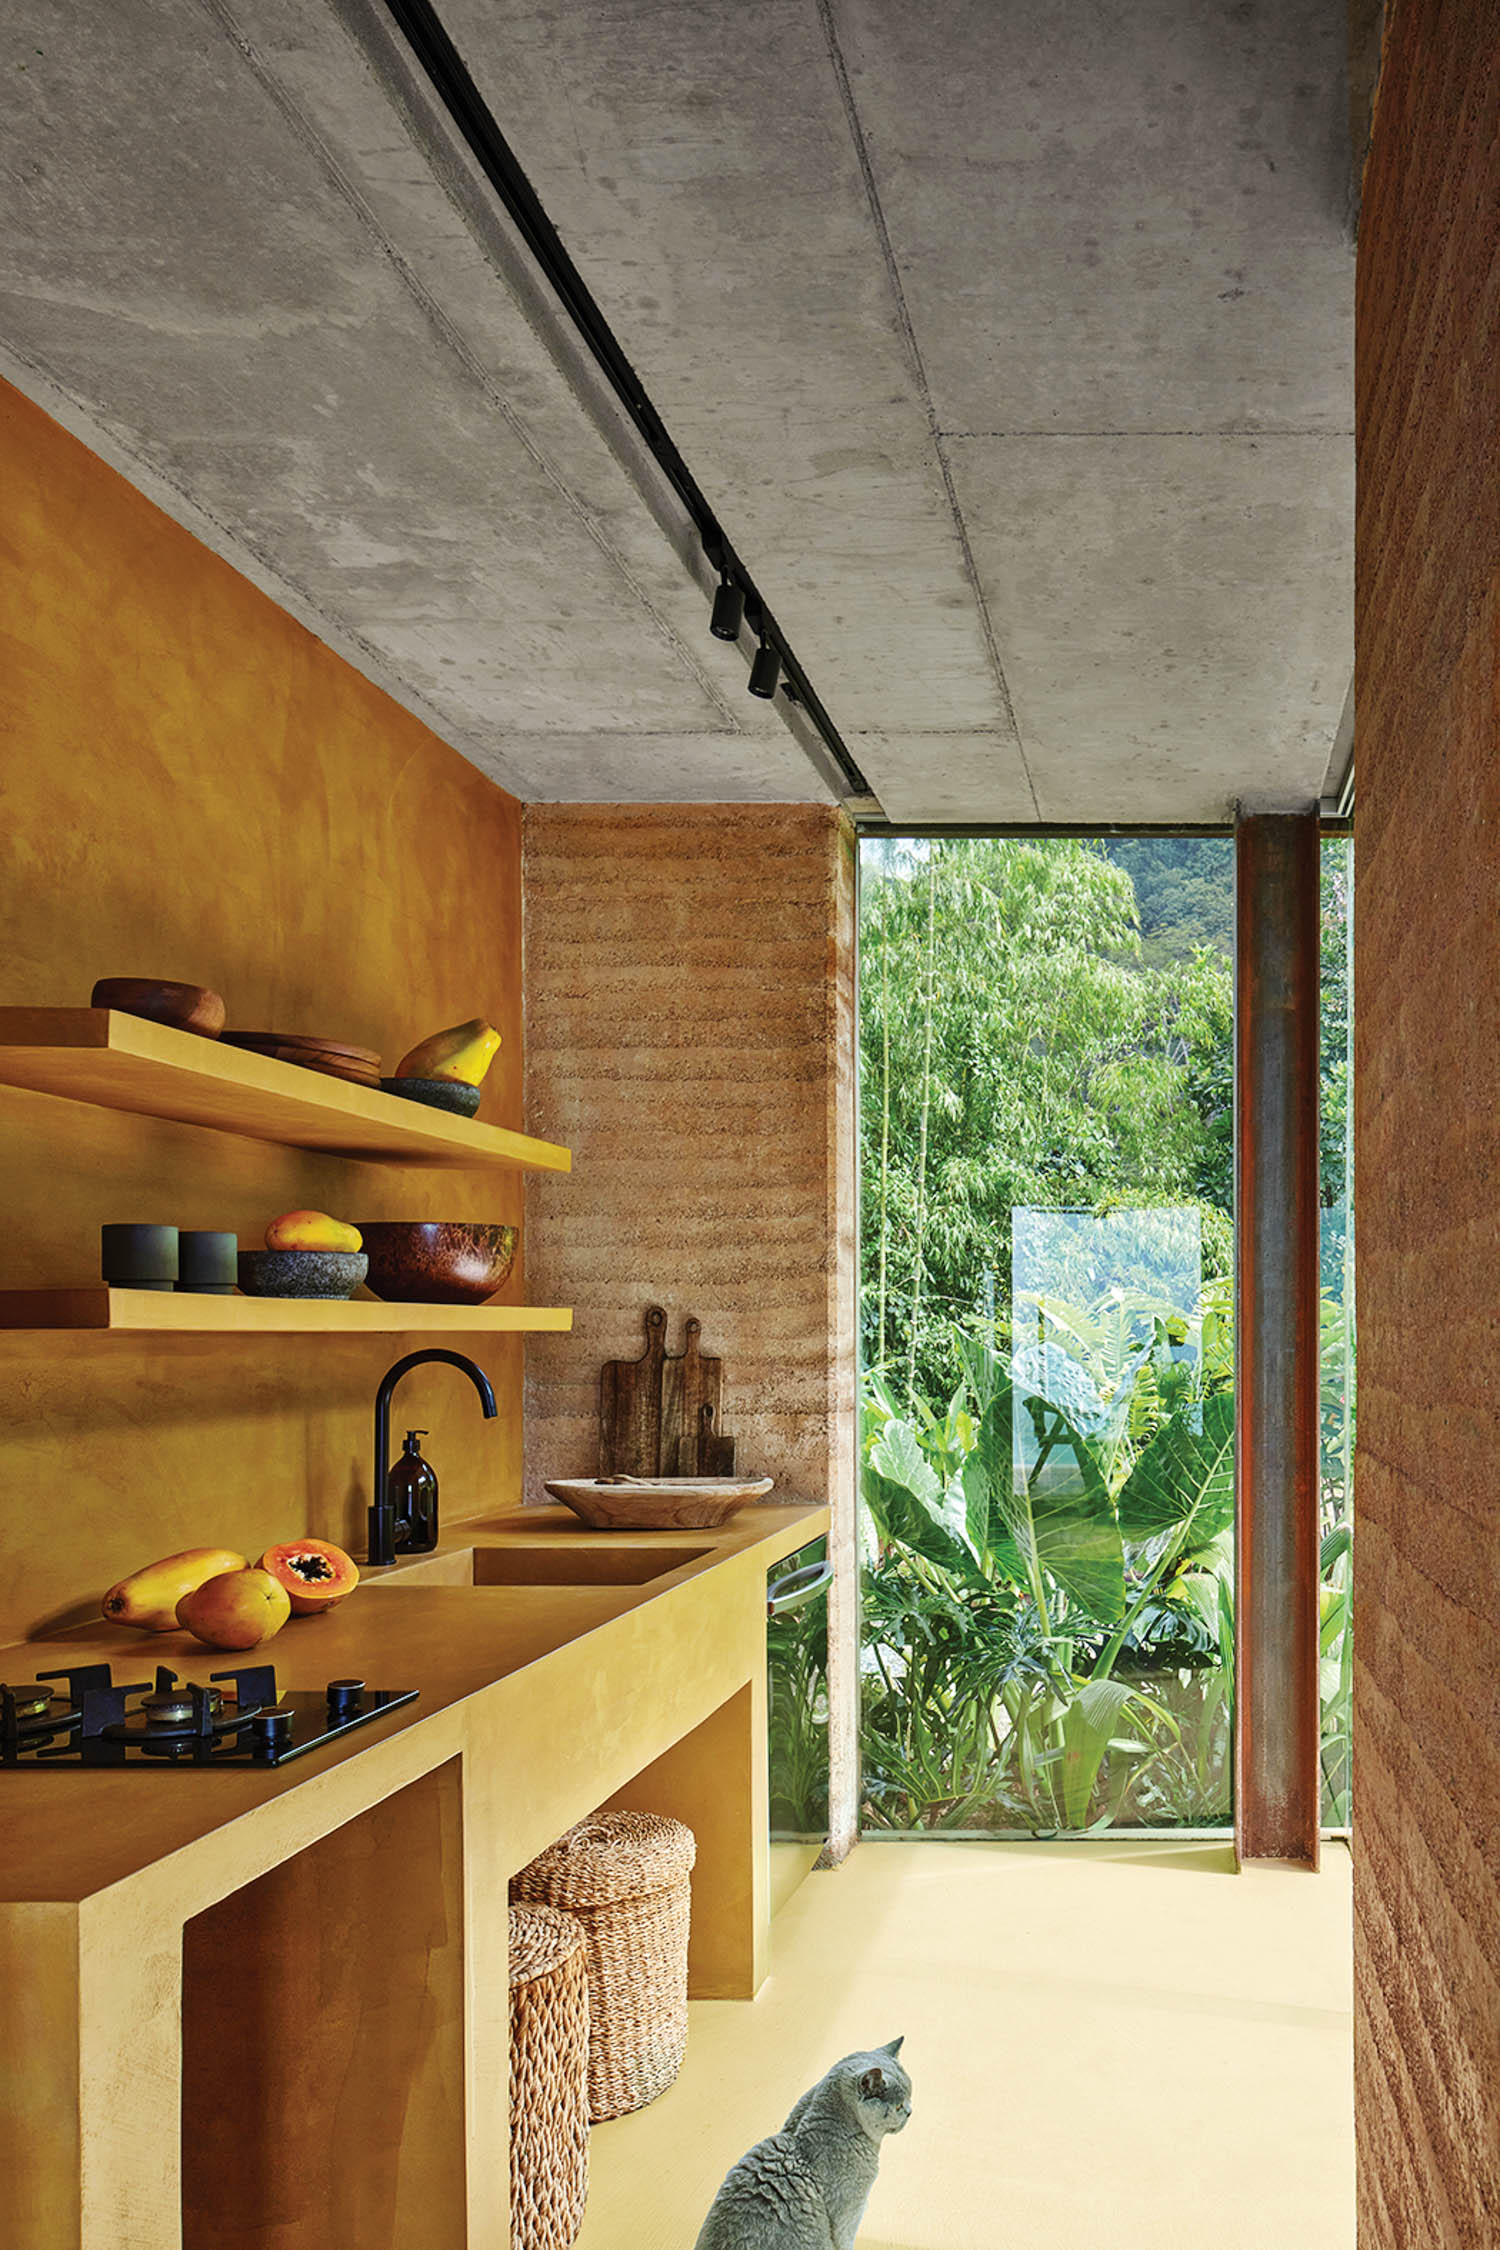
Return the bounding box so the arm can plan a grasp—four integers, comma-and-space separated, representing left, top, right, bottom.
176, 1230, 240, 1294
101, 1223, 179, 1292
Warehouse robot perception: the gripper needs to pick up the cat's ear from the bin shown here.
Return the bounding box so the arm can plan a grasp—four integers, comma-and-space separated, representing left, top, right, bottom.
881, 2036, 904, 2058
859, 2067, 888, 2099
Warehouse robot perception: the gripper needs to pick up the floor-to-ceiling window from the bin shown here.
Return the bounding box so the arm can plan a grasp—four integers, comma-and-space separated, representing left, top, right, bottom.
853, 836, 1238, 1833
765, 828, 1354, 1842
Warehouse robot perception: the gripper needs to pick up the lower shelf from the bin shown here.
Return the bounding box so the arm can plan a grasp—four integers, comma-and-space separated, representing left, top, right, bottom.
0, 1288, 573, 1333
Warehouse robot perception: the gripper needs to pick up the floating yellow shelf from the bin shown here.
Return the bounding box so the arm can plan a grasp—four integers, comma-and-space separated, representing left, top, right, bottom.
0, 1289, 574, 1334
0, 1008, 571, 1171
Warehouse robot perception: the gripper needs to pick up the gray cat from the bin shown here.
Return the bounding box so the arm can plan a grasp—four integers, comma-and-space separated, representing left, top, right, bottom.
693, 2038, 912, 2250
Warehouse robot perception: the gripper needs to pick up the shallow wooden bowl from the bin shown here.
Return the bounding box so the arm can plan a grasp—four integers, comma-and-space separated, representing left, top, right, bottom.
92, 978, 226, 1037
543, 1477, 774, 1529
358, 1220, 517, 1305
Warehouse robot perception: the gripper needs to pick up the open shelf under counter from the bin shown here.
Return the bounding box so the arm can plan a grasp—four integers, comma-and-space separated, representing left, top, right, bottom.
0, 1007, 571, 1170
0, 1288, 573, 1333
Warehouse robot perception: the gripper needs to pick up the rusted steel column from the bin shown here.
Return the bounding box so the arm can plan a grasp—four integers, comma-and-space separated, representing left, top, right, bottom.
1235, 810, 1322, 1867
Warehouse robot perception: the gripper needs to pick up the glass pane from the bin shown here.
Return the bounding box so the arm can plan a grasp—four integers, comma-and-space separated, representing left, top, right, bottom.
768, 1536, 830, 1837
859, 836, 1236, 1834
1320, 837, 1354, 1825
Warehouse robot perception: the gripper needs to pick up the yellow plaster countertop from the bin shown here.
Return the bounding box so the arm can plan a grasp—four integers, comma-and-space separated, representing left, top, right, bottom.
0, 1501, 827, 1906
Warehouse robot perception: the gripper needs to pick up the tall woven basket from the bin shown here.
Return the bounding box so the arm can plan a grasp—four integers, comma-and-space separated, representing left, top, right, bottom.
509, 1904, 591, 2250
512, 1812, 696, 2120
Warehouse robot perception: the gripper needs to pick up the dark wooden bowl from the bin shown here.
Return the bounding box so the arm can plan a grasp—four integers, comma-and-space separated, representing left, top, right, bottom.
91, 979, 226, 1037
357, 1221, 518, 1305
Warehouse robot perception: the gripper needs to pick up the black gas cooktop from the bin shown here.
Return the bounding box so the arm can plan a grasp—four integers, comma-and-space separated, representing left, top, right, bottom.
0, 1661, 418, 1768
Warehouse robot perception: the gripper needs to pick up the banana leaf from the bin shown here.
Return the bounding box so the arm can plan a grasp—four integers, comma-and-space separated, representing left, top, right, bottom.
957, 1384, 1023, 1581
964, 1387, 1125, 1623
1057, 1677, 1168, 1829
1321, 1523, 1352, 1574
1115, 1389, 1234, 1549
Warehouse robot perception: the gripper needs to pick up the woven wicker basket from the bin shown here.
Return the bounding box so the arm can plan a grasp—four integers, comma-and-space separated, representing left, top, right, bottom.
509, 1905, 591, 2250
512, 1812, 696, 2120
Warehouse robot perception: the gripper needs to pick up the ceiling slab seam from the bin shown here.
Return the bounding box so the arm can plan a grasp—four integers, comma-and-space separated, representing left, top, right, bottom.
815, 0, 1039, 819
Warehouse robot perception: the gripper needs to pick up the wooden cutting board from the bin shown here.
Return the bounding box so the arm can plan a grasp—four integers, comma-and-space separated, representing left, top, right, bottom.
598, 1308, 727, 1477
662, 1318, 724, 1475
599, 1305, 669, 1476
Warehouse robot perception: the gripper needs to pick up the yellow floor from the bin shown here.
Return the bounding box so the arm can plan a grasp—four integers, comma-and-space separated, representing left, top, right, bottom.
578, 1838, 1354, 2250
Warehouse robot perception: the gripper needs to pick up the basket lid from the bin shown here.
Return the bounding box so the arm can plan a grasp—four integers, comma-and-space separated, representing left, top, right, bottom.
512, 1811, 696, 1907
508, 1902, 586, 1987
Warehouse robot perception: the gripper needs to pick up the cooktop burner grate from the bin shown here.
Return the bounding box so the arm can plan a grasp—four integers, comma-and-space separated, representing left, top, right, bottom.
0, 1663, 418, 1768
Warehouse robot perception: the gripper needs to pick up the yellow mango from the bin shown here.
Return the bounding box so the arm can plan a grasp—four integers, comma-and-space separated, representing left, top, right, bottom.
395, 1017, 502, 1087
265, 1209, 362, 1253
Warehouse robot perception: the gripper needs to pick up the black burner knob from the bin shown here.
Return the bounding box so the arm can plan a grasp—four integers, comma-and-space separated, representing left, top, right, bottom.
251, 1707, 293, 1763
326, 1678, 365, 1720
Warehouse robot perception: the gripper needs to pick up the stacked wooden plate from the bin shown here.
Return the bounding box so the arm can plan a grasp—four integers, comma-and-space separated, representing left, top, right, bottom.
221, 1032, 382, 1088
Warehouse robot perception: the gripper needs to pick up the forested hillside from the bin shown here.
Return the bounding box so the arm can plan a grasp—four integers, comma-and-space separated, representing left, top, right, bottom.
1100, 837, 1234, 966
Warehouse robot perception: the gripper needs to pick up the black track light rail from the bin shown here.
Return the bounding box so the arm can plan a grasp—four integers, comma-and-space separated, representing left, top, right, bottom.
378, 0, 872, 802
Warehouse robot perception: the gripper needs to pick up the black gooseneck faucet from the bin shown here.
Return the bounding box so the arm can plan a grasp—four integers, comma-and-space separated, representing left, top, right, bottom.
369, 1349, 497, 1565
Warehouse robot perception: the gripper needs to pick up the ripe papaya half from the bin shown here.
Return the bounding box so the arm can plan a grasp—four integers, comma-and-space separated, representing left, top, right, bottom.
258, 1537, 360, 1615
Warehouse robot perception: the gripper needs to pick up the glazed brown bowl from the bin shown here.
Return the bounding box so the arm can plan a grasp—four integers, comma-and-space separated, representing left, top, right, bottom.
91, 978, 226, 1037
358, 1221, 517, 1305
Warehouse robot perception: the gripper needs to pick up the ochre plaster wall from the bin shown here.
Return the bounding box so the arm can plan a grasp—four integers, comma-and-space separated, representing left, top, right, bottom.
0, 382, 528, 1642
1354, 5, 1500, 2239
521, 804, 856, 1519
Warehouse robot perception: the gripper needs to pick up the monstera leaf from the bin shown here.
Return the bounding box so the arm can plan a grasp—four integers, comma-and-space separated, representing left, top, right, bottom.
1115, 1390, 1235, 1552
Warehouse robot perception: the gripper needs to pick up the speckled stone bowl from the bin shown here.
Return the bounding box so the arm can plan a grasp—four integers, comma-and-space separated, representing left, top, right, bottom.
237, 1249, 368, 1299
357, 1222, 517, 1305
380, 1076, 483, 1118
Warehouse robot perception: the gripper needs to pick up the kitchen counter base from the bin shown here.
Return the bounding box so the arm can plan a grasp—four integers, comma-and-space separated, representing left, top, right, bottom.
0, 1500, 828, 2250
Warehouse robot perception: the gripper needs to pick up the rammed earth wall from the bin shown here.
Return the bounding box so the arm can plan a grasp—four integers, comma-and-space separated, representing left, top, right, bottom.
1354, 3, 1500, 2238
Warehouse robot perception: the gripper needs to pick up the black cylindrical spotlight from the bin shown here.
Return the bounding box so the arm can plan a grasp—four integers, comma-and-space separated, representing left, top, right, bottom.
710, 574, 745, 641
748, 636, 781, 700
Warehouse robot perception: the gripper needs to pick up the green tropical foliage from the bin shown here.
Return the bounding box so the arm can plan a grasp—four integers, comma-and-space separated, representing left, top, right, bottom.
860, 1292, 1236, 1832
861, 838, 1234, 1404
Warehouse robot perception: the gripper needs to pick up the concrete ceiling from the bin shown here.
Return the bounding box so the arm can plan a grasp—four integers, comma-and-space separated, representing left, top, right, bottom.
0, 0, 1353, 822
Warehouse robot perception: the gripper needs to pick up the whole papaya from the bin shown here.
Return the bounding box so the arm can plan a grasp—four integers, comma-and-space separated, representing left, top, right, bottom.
177, 1566, 291, 1650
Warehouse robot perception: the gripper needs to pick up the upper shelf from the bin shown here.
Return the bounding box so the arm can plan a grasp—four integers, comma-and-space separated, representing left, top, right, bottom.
0, 1290, 572, 1334
0, 1010, 571, 1171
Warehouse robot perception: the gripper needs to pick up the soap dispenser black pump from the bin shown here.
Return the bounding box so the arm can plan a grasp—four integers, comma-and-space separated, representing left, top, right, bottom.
389, 1430, 439, 1553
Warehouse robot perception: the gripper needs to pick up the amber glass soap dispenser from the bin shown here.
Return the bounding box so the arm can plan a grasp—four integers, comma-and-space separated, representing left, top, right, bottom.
389, 1429, 439, 1553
